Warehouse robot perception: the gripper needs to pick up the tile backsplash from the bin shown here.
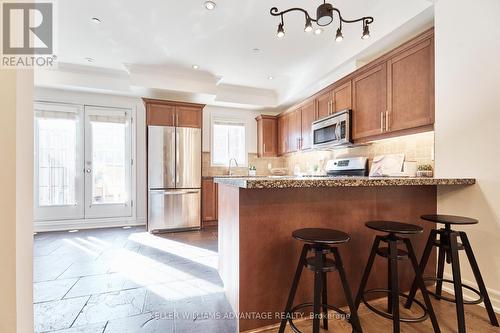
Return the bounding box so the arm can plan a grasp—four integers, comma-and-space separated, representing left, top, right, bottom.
202, 152, 285, 177
202, 131, 434, 176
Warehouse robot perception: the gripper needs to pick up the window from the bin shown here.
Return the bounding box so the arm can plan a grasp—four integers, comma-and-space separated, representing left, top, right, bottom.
211, 118, 247, 166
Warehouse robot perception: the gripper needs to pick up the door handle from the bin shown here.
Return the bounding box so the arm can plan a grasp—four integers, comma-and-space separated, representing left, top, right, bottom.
380, 112, 384, 132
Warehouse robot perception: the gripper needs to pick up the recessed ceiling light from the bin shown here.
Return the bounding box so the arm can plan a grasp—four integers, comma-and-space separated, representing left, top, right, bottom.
192, 64, 199, 70
204, 1, 216, 10
68, 229, 79, 233
252, 48, 261, 55
85, 57, 94, 63
91, 17, 101, 24
268, 76, 274, 80
314, 28, 323, 35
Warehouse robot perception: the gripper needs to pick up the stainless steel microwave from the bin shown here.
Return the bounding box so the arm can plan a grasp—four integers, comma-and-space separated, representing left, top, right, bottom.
312, 109, 352, 148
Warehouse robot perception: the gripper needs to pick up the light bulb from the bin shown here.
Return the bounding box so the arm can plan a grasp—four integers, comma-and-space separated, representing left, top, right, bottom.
277, 23, 285, 38
304, 19, 313, 33
362, 24, 370, 39
335, 28, 343, 42
204, 1, 216, 10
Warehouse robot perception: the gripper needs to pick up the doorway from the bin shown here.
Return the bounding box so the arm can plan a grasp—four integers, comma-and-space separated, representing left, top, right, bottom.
34, 102, 133, 223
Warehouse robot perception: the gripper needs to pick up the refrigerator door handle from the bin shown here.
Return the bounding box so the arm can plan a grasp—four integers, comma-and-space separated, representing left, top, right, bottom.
149, 189, 199, 195
176, 129, 180, 185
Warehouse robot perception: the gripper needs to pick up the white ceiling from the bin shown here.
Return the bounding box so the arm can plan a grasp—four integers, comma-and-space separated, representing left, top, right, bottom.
38, 0, 434, 109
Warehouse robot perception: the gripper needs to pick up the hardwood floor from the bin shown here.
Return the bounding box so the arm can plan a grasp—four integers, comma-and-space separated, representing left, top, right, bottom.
256, 293, 500, 333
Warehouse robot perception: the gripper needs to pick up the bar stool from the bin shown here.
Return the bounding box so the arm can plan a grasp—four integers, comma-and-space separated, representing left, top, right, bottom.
278, 228, 363, 333
355, 221, 441, 333
405, 214, 499, 333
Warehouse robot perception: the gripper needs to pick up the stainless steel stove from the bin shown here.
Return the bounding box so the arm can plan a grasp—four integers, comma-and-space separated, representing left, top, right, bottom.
325, 157, 369, 177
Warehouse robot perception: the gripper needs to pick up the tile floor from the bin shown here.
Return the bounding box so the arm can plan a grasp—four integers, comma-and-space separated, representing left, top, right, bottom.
33, 226, 236, 333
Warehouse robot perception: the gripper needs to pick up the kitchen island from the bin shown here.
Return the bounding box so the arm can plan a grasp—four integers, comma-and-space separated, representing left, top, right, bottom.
214, 176, 475, 332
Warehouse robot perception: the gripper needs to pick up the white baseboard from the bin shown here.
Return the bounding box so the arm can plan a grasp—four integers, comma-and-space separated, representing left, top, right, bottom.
34, 217, 146, 232
441, 272, 500, 314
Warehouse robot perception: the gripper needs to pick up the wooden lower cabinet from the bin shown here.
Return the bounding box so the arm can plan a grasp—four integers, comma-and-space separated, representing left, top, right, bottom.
202, 178, 218, 226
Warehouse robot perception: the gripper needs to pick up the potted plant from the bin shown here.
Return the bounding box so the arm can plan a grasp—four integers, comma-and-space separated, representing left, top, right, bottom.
417, 164, 433, 178
248, 165, 257, 176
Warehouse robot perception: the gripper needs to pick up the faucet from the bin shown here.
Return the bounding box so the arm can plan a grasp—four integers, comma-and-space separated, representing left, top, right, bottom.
228, 158, 239, 176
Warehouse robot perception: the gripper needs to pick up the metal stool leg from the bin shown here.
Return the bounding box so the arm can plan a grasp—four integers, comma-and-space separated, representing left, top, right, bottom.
388, 238, 400, 333
355, 236, 382, 309
332, 248, 363, 333
450, 231, 466, 333
279, 244, 310, 333
435, 245, 446, 299
404, 239, 441, 333
405, 229, 438, 308
460, 232, 500, 327
388, 252, 393, 313
312, 248, 324, 333
321, 268, 329, 330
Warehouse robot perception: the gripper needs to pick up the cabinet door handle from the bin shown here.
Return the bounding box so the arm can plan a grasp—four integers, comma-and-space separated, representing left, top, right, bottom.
263, 143, 266, 153
380, 112, 384, 132
172, 114, 175, 125
176, 114, 179, 126
385, 110, 389, 131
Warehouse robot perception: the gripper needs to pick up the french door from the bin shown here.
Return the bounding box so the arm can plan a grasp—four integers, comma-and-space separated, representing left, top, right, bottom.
34, 102, 132, 221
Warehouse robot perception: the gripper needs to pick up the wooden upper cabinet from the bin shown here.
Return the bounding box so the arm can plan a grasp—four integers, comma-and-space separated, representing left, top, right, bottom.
175, 105, 202, 128
256, 115, 278, 157
202, 178, 218, 223
332, 81, 352, 113
387, 37, 434, 132
288, 109, 302, 153
316, 90, 333, 120
300, 100, 316, 150
352, 63, 388, 140
146, 103, 176, 126
277, 115, 288, 156
144, 99, 203, 128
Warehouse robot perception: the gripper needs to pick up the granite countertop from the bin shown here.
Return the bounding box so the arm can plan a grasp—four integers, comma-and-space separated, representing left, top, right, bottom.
213, 176, 476, 189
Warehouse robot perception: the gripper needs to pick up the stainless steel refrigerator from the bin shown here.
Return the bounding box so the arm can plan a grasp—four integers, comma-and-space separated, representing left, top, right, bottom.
147, 125, 201, 232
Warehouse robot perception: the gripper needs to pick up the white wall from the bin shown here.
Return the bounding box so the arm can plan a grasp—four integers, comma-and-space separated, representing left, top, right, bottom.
34, 88, 147, 230
435, 0, 500, 310
202, 105, 277, 154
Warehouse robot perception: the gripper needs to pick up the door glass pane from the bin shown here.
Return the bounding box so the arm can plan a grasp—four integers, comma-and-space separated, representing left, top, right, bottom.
36, 114, 77, 206
90, 115, 128, 204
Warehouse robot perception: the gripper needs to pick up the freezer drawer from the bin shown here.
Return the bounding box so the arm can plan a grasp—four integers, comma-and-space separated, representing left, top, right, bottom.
148, 189, 201, 232
148, 126, 176, 189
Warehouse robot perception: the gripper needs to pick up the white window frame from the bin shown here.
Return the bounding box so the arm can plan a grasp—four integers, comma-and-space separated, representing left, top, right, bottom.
210, 115, 248, 167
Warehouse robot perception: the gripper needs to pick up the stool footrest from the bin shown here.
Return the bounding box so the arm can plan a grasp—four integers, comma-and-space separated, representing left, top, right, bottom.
423, 277, 484, 305
362, 288, 429, 323
285, 302, 350, 333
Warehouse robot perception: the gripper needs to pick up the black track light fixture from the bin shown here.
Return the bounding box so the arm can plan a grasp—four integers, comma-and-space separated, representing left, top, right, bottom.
270, 1, 373, 42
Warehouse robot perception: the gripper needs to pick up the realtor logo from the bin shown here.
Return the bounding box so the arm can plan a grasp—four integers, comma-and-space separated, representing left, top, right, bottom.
1, 2, 56, 67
